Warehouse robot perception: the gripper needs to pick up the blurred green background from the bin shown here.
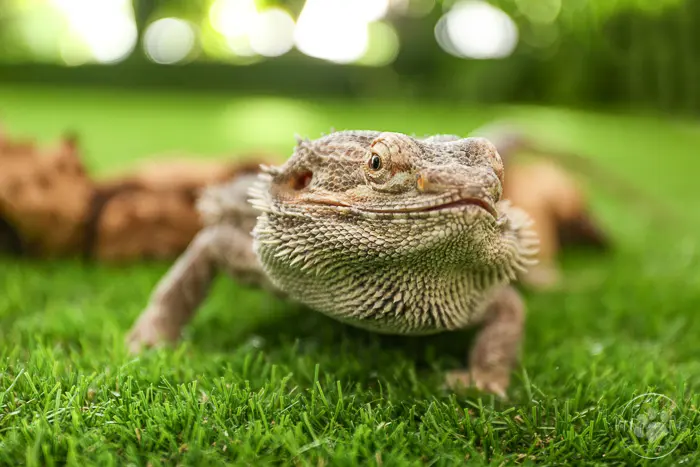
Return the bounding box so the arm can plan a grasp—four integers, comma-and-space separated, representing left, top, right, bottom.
1, 0, 699, 114
3, 2, 700, 464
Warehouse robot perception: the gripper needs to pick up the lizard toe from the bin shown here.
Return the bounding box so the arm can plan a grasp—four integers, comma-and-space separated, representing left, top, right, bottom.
125, 307, 180, 354
445, 368, 510, 399
471, 368, 510, 400
444, 370, 473, 392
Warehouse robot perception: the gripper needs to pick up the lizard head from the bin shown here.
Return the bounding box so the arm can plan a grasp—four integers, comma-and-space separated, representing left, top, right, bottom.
250, 131, 537, 334
255, 131, 504, 220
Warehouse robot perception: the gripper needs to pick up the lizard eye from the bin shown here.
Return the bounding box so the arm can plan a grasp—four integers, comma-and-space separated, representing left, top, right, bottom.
368, 154, 382, 171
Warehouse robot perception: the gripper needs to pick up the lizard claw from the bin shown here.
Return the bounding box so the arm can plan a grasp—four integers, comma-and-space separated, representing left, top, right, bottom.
125, 306, 180, 354
444, 369, 509, 400
444, 370, 472, 391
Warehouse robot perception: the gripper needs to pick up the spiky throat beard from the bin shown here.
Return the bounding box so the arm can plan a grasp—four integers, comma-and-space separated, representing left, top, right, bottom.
250, 190, 538, 335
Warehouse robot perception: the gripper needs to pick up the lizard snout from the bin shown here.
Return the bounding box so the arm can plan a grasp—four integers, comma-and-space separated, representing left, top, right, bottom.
416, 167, 502, 203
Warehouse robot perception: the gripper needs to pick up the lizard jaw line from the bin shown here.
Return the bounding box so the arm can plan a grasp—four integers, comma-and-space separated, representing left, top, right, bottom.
406, 197, 498, 219
301, 196, 498, 220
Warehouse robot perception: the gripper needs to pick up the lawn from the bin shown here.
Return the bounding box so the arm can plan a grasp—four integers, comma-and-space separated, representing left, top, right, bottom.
1, 85, 699, 466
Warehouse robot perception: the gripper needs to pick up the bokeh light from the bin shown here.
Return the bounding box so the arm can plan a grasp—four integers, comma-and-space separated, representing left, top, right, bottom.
522, 22, 560, 50
226, 35, 256, 57
209, 0, 257, 37
294, 0, 390, 64
249, 8, 296, 57
435, 0, 518, 59
355, 0, 391, 22
52, 0, 137, 64
515, 0, 562, 24
144, 18, 197, 65
356, 22, 401, 67
12, 6, 66, 62
390, 0, 436, 17
209, 0, 258, 56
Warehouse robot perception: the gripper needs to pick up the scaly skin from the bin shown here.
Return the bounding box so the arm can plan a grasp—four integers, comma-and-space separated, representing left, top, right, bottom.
126, 131, 539, 397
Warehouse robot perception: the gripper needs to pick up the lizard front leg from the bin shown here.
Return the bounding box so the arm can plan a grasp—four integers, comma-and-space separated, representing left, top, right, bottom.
126, 224, 264, 353
445, 285, 525, 398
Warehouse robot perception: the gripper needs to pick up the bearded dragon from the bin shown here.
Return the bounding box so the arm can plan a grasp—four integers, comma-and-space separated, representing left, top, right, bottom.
126, 131, 539, 397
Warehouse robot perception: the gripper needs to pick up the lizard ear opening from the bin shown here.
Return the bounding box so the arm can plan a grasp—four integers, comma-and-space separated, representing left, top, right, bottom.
290, 170, 313, 190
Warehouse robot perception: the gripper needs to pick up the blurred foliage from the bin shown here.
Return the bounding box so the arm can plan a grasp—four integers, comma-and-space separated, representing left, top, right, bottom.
0, 0, 698, 116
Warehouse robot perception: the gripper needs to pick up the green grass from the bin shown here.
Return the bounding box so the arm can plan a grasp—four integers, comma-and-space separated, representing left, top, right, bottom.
1, 85, 700, 465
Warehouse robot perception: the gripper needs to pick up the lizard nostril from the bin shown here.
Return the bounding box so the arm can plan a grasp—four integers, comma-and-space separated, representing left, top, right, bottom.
290, 170, 313, 190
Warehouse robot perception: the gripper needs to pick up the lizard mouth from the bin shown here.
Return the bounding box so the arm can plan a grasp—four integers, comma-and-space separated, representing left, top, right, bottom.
304, 195, 498, 219
416, 197, 498, 218
361, 197, 498, 218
